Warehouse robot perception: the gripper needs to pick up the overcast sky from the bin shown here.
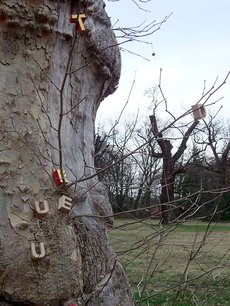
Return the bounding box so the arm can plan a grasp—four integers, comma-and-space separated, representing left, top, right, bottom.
96, 0, 230, 125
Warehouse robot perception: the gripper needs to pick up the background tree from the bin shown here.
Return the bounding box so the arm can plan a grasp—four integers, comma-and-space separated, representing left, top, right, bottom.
131, 121, 161, 212
95, 123, 137, 212
149, 114, 199, 224
193, 116, 230, 220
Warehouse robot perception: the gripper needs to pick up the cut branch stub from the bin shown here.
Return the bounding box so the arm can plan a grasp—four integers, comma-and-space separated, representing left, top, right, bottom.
149, 114, 159, 136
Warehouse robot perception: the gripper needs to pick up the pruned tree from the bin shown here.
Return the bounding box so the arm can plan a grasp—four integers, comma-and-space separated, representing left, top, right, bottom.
146, 69, 230, 224
0, 1, 134, 305
149, 114, 199, 224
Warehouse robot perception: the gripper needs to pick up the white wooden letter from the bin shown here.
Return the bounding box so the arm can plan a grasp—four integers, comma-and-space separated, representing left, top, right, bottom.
34, 200, 49, 217
58, 195, 73, 212
191, 104, 206, 120
31, 242, 46, 260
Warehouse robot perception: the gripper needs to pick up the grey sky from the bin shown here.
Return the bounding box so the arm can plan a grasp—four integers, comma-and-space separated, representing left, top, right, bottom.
97, 0, 230, 123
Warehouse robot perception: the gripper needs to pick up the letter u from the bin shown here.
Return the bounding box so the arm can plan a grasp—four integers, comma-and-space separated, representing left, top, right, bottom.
34, 200, 49, 216
31, 242, 46, 260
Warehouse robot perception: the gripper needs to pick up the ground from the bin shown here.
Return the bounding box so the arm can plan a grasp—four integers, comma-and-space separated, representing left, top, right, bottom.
110, 219, 230, 305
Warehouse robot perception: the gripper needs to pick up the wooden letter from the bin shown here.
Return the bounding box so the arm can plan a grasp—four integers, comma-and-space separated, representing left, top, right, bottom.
58, 195, 73, 212
53, 169, 68, 186
31, 242, 46, 260
69, 14, 87, 32
191, 104, 206, 120
34, 200, 49, 217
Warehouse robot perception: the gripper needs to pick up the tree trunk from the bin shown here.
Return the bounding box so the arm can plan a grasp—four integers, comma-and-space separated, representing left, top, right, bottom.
150, 115, 199, 225
159, 154, 175, 225
0, 1, 133, 305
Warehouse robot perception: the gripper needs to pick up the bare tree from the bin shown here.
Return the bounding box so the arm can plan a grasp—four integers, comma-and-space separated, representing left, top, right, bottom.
203, 117, 230, 188
95, 121, 138, 212
193, 116, 230, 219
131, 122, 162, 211
149, 114, 199, 224
146, 70, 230, 224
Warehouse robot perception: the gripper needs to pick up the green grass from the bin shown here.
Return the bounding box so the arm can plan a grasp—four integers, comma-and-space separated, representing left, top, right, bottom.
176, 223, 230, 232
110, 219, 230, 305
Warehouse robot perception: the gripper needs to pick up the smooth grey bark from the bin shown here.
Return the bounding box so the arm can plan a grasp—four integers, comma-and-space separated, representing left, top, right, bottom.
0, 1, 133, 305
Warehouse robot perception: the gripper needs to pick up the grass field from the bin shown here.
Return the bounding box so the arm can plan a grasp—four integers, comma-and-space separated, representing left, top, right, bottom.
109, 219, 230, 305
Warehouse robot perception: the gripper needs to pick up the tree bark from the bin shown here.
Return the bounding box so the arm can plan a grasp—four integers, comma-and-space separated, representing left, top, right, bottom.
0, 1, 133, 305
159, 140, 174, 224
